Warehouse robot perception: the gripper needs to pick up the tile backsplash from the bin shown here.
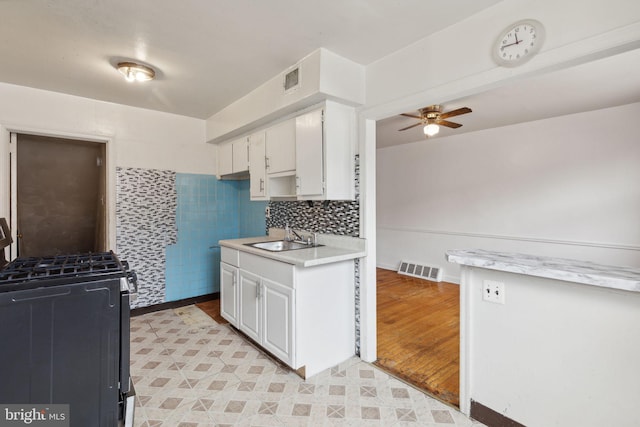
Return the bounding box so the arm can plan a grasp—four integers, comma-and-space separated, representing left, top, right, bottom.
116, 167, 177, 308
266, 155, 360, 236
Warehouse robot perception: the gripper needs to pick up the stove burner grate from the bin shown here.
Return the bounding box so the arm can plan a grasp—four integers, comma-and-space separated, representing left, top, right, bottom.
0, 251, 127, 285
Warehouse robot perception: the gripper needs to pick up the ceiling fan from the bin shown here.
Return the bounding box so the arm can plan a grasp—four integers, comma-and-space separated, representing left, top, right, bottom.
399, 105, 472, 136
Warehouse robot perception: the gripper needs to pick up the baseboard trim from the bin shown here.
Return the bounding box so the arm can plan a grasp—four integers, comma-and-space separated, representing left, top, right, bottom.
378, 225, 640, 252
131, 292, 220, 317
470, 400, 525, 427
376, 263, 398, 271
375, 263, 460, 285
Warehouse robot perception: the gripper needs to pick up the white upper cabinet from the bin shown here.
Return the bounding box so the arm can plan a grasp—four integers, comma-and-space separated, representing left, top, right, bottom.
217, 136, 249, 178
232, 137, 249, 172
295, 109, 324, 197
249, 131, 268, 200
295, 101, 355, 200
217, 141, 233, 176
217, 101, 355, 200
265, 118, 296, 175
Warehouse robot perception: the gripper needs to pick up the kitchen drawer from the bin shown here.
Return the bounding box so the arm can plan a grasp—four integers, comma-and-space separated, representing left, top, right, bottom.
221, 247, 239, 267
239, 251, 294, 287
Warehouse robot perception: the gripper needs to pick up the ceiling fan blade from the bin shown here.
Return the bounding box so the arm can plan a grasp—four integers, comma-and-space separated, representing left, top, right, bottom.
439, 107, 472, 119
400, 113, 423, 120
437, 120, 462, 129
398, 122, 424, 131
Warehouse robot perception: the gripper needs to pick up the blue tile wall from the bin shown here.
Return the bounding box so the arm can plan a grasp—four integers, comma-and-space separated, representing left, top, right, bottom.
238, 180, 269, 237
165, 176, 267, 302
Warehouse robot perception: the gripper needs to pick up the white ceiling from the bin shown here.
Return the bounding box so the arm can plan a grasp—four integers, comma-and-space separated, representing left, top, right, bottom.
0, 0, 501, 119
377, 48, 640, 148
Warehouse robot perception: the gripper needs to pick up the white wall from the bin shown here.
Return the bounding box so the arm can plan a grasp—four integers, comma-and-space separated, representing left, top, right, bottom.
377, 103, 640, 281
0, 81, 213, 250
463, 266, 640, 426
365, 0, 640, 111
0, 82, 211, 173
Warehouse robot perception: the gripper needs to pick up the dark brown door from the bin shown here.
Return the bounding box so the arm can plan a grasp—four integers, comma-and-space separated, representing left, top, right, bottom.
16, 134, 106, 257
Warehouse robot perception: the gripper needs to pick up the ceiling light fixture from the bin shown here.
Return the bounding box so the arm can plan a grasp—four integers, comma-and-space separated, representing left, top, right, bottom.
423, 123, 440, 137
117, 62, 155, 82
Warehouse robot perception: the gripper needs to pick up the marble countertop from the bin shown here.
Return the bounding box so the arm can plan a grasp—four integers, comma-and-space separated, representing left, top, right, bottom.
219, 229, 366, 267
446, 249, 640, 293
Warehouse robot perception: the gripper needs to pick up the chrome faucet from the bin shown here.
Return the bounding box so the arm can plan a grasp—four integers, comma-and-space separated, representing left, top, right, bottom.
290, 228, 304, 242
284, 223, 308, 244
284, 223, 292, 241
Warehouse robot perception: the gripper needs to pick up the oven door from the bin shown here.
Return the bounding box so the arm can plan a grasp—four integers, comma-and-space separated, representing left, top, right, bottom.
119, 290, 131, 394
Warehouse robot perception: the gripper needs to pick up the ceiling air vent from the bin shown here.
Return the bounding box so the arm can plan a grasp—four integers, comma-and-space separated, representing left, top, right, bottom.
283, 66, 300, 94
398, 261, 443, 282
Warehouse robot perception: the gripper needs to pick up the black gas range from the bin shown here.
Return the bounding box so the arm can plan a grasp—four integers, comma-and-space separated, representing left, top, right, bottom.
0, 251, 137, 427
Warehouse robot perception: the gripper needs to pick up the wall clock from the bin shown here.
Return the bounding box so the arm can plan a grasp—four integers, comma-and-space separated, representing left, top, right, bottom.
493, 19, 545, 67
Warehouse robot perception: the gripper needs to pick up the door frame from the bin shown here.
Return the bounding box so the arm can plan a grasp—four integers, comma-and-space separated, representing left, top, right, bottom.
0, 124, 116, 260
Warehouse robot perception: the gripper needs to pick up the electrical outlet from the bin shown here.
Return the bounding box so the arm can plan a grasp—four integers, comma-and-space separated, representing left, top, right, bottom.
482, 280, 505, 304
265, 206, 271, 219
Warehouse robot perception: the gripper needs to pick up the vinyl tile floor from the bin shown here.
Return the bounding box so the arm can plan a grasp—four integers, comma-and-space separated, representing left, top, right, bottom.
130, 305, 485, 427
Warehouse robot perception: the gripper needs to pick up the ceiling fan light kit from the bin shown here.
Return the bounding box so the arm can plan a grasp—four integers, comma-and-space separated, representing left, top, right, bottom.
423, 123, 440, 136
399, 104, 472, 137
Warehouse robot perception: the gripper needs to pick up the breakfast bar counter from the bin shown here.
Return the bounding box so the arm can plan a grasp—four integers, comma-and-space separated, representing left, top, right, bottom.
446, 248, 640, 292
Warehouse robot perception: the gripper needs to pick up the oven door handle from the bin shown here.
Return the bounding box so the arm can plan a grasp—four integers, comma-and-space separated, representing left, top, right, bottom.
126, 271, 138, 294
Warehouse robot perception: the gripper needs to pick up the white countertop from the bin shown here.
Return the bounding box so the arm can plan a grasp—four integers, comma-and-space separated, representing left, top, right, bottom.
219, 230, 366, 267
446, 249, 640, 293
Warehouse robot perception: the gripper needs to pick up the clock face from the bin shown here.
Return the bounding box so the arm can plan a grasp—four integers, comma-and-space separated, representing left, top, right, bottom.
494, 20, 545, 67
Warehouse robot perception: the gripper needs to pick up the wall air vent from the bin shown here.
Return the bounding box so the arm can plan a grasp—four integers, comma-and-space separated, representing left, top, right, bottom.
397, 261, 443, 282
283, 66, 300, 94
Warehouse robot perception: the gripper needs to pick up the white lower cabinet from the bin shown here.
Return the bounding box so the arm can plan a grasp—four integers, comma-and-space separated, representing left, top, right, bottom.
237, 259, 295, 366
220, 262, 239, 327
238, 269, 262, 344
261, 278, 294, 366
220, 247, 354, 378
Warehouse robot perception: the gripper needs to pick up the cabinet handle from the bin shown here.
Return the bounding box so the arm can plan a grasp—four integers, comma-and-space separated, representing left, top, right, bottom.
256, 283, 261, 299
232, 274, 236, 286
259, 178, 264, 192
295, 175, 300, 194
265, 157, 270, 170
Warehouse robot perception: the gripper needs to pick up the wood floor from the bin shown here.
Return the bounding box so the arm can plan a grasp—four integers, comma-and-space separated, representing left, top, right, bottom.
195, 299, 228, 324
375, 268, 460, 407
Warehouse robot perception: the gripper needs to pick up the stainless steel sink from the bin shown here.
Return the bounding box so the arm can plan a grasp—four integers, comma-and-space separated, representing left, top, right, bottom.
245, 240, 322, 252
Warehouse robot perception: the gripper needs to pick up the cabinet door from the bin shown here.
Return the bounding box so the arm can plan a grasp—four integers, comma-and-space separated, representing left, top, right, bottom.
265, 118, 296, 174
232, 137, 249, 173
249, 131, 267, 200
295, 109, 324, 197
238, 270, 261, 343
262, 279, 294, 366
218, 142, 233, 176
220, 263, 238, 327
